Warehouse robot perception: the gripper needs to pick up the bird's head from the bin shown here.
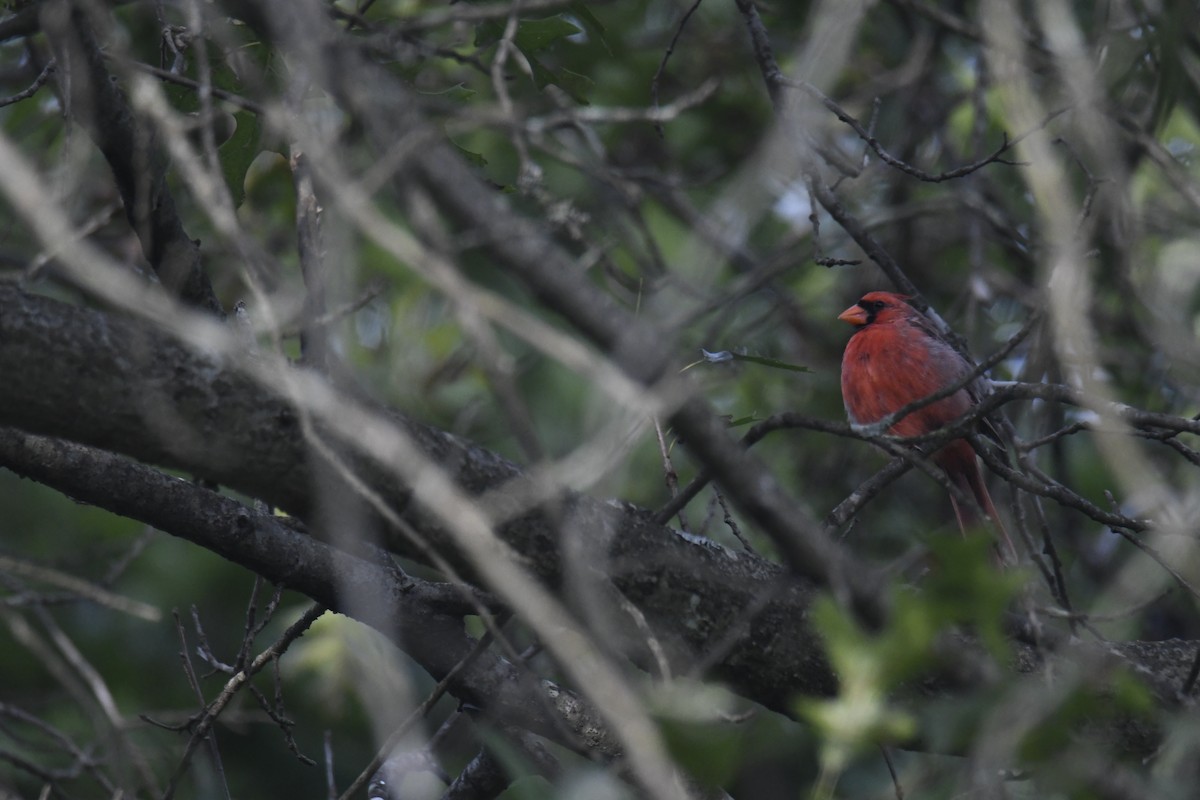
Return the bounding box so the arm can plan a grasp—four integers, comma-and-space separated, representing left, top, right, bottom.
837, 291, 913, 327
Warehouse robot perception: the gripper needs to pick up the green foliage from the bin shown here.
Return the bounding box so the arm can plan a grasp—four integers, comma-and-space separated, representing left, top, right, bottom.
1017, 669, 1154, 767
798, 596, 919, 777
798, 547, 1024, 784
219, 109, 262, 207
159, 34, 269, 207
474, 15, 592, 102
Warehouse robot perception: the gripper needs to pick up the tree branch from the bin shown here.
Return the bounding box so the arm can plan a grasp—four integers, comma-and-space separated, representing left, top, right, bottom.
0, 284, 1192, 759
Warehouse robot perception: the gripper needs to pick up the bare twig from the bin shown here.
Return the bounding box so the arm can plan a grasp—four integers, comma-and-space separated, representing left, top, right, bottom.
0, 58, 55, 107
650, 0, 704, 138
0, 554, 160, 621
786, 78, 1023, 182
337, 630, 498, 800
160, 604, 326, 798
654, 418, 689, 531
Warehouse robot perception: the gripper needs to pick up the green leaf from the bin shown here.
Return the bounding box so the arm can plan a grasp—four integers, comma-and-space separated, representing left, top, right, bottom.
523, 51, 559, 91
796, 597, 918, 774
652, 681, 745, 788
920, 535, 1025, 657
474, 19, 503, 48
475, 16, 580, 52
452, 141, 488, 168
660, 718, 744, 787
555, 68, 594, 105
727, 352, 812, 372
513, 16, 581, 53
218, 110, 261, 208
569, 2, 610, 51
691, 348, 812, 373
475, 17, 586, 100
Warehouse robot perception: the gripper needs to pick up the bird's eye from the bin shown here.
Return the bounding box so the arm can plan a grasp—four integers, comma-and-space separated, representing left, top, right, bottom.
862, 299, 885, 312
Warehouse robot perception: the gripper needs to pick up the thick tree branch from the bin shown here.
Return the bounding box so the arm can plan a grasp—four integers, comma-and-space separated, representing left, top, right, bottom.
0, 426, 622, 759
40, 0, 221, 313
0, 284, 1190, 759
242, 0, 889, 629
0, 284, 835, 713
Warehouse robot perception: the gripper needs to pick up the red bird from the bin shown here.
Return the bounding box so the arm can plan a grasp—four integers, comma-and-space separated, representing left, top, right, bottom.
839, 291, 1017, 563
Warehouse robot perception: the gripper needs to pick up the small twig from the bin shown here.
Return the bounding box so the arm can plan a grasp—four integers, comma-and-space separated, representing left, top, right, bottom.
862, 97, 881, 170
159, 604, 326, 799
244, 658, 314, 766
235, 579, 264, 672
0, 554, 159, 621
281, 280, 388, 337
0, 59, 55, 108
807, 181, 861, 267
24, 202, 122, 281
1039, 588, 1170, 625
824, 457, 913, 533
615, 590, 673, 680
125, 58, 264, 114
291, 145, 331, 370
162, 609, 231, 800
650, 0, 704, 138
1100, 490, 1200, 599
1028, 494, 1074, 629
336, 630, 500, 800
1017, 421, 1089, 452
1156, 435, 1200, 467
1052, 136, 1108, 233
786, 78, 1024, 182
190, 605, 234, 675
0, 702, 115, 792
528, 79, 719, 133
712, 485, 754, 552
879, 745, 905, 800
978, 444, 1149, 533
653, 418, 689, 532
324, 730, 336, 800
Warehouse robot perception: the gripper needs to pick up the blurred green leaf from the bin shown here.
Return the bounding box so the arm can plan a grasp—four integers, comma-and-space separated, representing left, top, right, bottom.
921, 534, 1025, 658
726, 352, 812, 372
475, 16, 580, 52
556, 68, 594, 105
1017, 672, 1154, 766
453, 141, 489, 167
569, 2, 609, 51
513, 16, 581, 52
660, 718, 744, 787
218, 110, 261, 208
797, 597, 918, 776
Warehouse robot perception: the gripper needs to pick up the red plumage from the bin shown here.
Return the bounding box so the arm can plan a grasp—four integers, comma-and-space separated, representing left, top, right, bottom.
838, 291, 1017, 564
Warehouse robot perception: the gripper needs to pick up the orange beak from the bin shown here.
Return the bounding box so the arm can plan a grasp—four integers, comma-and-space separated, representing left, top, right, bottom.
838, 303, 869, 326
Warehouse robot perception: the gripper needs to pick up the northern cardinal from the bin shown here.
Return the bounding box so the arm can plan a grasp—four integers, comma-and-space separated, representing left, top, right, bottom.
839, 291, 1017, 563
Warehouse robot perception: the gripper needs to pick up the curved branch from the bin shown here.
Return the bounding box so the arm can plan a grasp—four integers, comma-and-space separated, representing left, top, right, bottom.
0, 427, 621, 759
0, 284, 1193, 760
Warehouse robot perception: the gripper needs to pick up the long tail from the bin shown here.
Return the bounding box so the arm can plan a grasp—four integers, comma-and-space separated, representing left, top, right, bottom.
940, 442, 1019, 566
